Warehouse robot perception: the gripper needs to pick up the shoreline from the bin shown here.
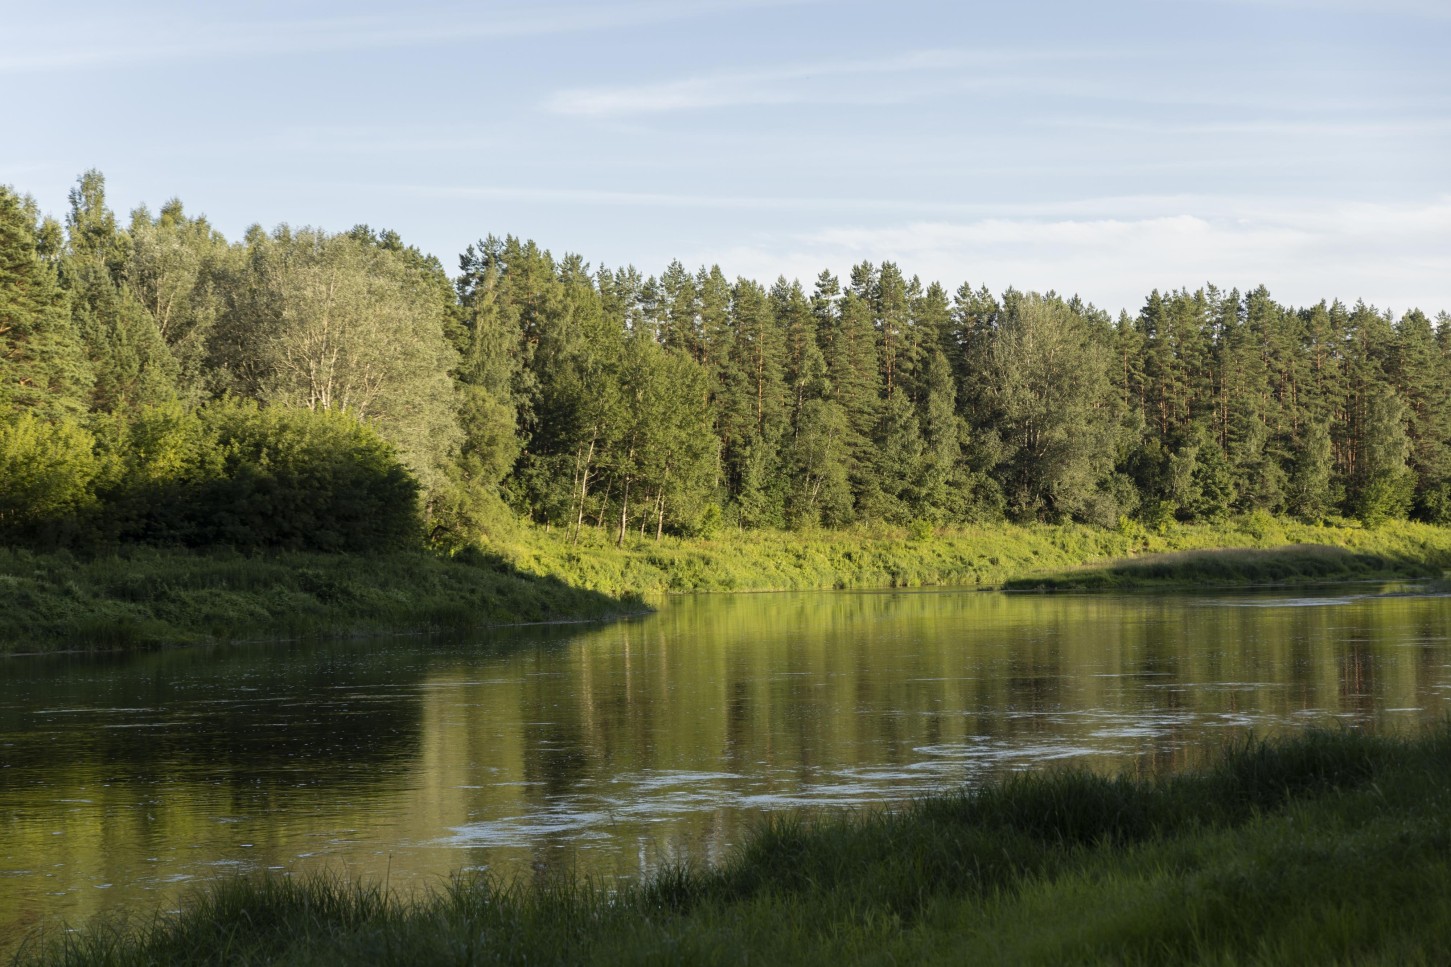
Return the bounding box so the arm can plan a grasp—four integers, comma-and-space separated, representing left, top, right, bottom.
0, 608, 656, 659
4, 515, 1450, 655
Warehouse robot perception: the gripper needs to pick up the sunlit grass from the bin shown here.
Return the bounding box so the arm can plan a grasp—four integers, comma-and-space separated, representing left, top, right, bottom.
1000, 543, 1429, 591
20, 725, 1451, 965
501, 515, 1451, 597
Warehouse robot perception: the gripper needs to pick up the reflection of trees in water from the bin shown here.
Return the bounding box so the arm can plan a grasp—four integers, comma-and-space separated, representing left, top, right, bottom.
2, 642, 426, 794
1338, 636, 1377, 719
9, 589, 1451, 958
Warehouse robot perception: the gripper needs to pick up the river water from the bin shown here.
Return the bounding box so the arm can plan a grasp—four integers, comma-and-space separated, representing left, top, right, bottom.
3, 585, 1450, 953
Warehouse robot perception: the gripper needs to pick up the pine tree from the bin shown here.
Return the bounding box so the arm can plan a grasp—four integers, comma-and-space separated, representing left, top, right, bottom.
1391, 309, 1451, 517
872, 261, 916, 400
826, 286, 882, 513
1352, 389, 1414, 525
948, 282, 999, 430
721, 279, 787, 526
0, 187, 92, 419
773, 277, 825, 423
1286, 417, 1337, 521
915, 347, 973, 521
61, 171, 178, 411
659, 260, 700, 360
1341, 301, 1398, 508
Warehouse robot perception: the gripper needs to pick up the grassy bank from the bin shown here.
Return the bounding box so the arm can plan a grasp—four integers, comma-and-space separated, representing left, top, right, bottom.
1000, 543, 1430, 591
0, 546, 635, 654
21, 724, 1451, 965
499, 514, 1451, 596
5, 514, 1449, 654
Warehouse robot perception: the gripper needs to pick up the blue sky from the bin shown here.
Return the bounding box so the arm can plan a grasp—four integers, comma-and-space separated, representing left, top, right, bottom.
5, 0, 1448, 315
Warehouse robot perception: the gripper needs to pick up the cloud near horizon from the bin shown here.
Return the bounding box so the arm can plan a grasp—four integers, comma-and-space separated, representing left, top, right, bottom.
683, 198, 1451, 318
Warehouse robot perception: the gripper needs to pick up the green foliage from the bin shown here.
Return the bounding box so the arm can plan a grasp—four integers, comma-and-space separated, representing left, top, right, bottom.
210, 225, 461, 500
0, 186, 92, 417
61, 170, 180, 412
1355, 469, 1416, 527
0, 401, 421, 553
8, 170, 1451, 554
1353, 391, 1416, 525
788, 398, 853, 528
123, 199, 230, 401
986, 291, 1117, 522
176, 401, 422, 551
0, 412, 100, 545
1286, 418, 1337, 521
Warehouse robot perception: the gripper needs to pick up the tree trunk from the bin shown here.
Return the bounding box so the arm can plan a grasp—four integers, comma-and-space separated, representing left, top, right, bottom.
617, 477, 631, 547
572, 437, 596, 545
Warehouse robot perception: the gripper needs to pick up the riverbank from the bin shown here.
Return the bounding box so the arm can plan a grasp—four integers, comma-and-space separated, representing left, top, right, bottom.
0, 547, 634, 655
500, 514, 1451, 596
19, 724, 1451, 965
1000, 543, 1432, 591
4, 515, 1450, 653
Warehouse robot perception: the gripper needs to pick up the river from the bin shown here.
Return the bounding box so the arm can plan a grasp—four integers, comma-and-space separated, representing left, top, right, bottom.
3, 584, 1449, 954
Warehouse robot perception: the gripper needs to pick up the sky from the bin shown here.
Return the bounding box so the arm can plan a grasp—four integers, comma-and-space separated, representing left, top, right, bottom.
4, 0, 1448, 316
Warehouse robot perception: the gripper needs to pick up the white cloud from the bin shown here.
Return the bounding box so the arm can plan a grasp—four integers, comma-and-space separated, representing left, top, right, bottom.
678, 198, 1451, 317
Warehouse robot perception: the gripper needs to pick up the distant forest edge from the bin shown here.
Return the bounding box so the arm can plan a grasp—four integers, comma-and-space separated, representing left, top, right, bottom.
4, 171, 1451, 556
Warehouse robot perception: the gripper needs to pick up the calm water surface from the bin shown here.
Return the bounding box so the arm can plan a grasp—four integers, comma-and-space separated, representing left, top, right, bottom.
3, 585, 1451, 951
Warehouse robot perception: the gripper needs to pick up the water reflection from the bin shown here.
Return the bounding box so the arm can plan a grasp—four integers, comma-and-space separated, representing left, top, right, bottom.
2, 586, 1450, 952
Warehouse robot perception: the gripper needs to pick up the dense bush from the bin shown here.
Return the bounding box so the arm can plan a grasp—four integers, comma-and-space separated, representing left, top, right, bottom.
0, 401, 420, 552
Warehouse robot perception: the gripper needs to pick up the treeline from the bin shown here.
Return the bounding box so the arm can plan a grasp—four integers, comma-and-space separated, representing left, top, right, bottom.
3, 172, 1449, 552
453, 234, 1451, 536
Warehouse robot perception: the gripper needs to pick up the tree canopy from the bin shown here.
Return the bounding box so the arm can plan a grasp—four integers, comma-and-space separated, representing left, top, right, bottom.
2, 170, 1449, 552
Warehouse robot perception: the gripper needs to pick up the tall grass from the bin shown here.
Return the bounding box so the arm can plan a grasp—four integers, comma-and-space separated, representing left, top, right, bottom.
19, 725, 1451, 965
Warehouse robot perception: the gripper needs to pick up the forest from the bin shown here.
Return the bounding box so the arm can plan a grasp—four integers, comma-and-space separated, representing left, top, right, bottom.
3, 171, 1450, 554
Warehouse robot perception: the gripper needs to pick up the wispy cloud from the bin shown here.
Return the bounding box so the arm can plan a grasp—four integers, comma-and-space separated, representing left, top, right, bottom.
543, 48, 1086, 117
396, 182, 1163, 216
1, 0, 814, 73
542, 42, 1445, 119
